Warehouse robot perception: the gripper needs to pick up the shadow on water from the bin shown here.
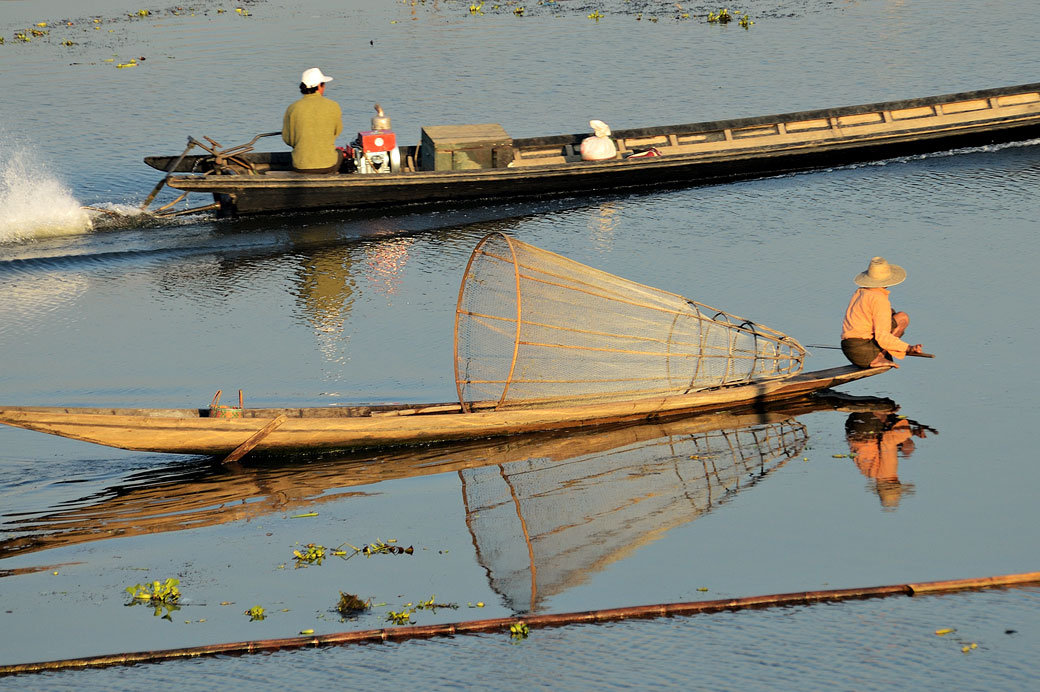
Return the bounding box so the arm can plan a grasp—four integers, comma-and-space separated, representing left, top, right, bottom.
0, 393, 899, 598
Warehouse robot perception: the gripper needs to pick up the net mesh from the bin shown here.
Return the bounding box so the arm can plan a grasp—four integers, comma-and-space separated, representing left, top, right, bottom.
461, 417, 808, 612
454, 233, 805, 410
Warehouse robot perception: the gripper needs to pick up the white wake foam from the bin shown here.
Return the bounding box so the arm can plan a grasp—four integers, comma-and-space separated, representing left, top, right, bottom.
0, 148, 93, 243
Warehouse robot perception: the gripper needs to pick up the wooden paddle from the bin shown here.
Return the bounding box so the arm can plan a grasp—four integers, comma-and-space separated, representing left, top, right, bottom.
222, 414, 287, 465
140, 138, 197, 210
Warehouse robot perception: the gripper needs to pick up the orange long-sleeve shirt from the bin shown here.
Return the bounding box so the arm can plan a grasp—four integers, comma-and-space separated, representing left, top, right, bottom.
841, 287, 910, 359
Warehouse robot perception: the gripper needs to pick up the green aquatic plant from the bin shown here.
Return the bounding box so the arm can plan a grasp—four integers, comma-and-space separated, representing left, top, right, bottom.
509, 621, 529, 639
415, 595, 458, 611
707, 8, 732, 23
343, 538, 414, 558
335, 592, 371, 617
386, 608, 413, 625
125, 578, 182, 620
292, 543, 327, 567
126, 578, 181, 605
739, 13, 753, 28
245, 605, 266, 621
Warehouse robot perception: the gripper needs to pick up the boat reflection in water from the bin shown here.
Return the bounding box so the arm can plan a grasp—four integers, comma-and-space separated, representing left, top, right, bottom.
844, 411, 938, 510
1, 396, 895, 595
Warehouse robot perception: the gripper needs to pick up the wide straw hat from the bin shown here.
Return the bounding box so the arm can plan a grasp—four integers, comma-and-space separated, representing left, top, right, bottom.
854, 256, 906, 287
300, 67, 333, 88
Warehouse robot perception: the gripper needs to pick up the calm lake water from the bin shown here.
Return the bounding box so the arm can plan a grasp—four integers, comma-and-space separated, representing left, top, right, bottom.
1, 0, 1039, 688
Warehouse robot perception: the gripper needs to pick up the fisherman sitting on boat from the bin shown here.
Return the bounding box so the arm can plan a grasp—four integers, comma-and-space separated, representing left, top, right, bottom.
580, 119, 618, 161
841, 256, 924, 369
282, 67, 344, 175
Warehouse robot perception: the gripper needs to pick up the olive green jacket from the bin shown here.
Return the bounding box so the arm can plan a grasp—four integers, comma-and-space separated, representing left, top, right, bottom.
282, 93, 343, 170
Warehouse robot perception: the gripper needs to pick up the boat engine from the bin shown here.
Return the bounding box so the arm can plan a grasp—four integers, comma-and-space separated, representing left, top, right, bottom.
350, 103, 401, 174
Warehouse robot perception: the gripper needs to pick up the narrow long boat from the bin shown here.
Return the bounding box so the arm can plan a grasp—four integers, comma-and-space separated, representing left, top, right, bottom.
142, 82, 1040, 217
0, 233, 892, 458
0, 393, 895, 561
0, 364, 887, 457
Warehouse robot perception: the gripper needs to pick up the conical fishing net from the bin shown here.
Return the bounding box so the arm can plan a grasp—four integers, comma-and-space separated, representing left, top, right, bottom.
454, 233, 805, 410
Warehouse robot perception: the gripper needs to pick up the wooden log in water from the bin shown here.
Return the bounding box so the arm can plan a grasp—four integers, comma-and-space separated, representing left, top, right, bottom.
3, 570, 1037, 676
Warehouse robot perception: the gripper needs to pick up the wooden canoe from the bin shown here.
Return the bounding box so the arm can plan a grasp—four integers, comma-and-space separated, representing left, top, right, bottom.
143, 82, 1040, 216
0, 392, 895, 561
0, 364, 887, 457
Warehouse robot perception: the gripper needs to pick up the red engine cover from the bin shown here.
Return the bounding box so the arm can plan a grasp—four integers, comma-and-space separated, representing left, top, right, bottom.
358, 130, 397, 153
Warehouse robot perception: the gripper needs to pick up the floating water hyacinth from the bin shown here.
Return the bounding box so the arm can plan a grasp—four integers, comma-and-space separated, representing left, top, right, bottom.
292, 543, 326, 567
386, 609, 412, 625
125, 578, 180, 604
336, 592, 371, 617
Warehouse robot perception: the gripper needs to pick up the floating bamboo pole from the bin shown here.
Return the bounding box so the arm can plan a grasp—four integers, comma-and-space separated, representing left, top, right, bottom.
1, 570, 1037, 676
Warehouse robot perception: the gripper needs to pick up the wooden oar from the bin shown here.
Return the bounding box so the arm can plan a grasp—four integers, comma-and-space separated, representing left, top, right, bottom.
140, 138, 197, 211
222, 414, 287, 464
806, 344, 935, 358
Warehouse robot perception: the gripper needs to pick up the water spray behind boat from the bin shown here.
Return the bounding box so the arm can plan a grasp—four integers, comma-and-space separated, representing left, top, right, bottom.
0, 147, 93, 243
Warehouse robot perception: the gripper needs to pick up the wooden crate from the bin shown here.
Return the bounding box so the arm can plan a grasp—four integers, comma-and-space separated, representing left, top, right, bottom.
420, 123, 513, 171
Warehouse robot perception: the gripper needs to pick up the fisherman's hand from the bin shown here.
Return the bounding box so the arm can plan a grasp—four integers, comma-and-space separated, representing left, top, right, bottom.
907, 344, 924, 355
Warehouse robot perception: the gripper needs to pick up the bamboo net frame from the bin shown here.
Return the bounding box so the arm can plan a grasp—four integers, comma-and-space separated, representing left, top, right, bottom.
454, 233, 805, 411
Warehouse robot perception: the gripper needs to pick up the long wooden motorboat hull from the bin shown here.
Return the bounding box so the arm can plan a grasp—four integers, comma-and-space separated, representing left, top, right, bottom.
146, 83, 1040, 216
0, 365, 885, 456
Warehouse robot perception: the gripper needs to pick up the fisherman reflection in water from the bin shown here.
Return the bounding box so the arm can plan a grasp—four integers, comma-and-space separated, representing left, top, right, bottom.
841, 256, 924, 368
845, 411, 935, 509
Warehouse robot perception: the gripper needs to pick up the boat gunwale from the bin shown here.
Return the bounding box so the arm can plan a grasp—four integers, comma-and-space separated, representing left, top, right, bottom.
0, 364, 885, 422
513, 81, 1040, 147
165, 112, 1040, 192
149, 81, 1040, 184
160, 106, 1040, 195
0, 365, 889, 455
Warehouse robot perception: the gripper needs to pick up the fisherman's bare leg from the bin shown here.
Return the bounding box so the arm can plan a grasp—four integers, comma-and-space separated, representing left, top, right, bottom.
869, 352, 897, 368
892, 312, 909, 339
869, 312, 910, 368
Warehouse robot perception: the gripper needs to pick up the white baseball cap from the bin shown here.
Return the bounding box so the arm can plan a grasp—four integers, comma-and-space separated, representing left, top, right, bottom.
301, 67, 333, 88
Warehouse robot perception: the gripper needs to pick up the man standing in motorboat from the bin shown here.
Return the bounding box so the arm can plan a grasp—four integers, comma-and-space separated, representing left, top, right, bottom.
282, 67, 344, 174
